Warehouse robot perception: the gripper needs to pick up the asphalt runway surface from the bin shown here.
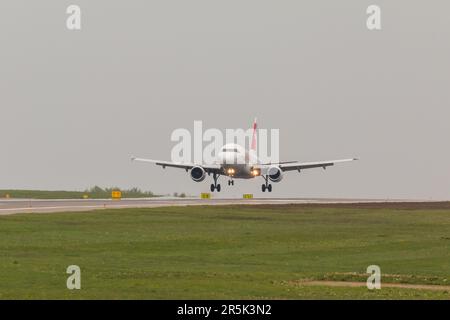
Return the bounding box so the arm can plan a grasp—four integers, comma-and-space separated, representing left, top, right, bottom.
0, 197, 425, 215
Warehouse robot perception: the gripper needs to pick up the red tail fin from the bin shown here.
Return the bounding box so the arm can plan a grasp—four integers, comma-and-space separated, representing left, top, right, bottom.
251, 118, 257, 151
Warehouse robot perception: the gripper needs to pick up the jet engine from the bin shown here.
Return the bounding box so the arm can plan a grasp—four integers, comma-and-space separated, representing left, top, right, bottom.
190, 166, 206, 182
268, 166, 283, 182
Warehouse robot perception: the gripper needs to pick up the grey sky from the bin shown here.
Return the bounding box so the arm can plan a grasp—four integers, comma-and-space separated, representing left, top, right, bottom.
1, 1, 449, 199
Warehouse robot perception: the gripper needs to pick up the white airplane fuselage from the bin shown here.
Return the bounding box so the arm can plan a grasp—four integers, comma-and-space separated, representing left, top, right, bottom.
217, 143, 259, 179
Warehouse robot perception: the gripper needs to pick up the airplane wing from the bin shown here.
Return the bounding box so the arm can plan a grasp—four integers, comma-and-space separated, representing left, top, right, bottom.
131, 157, 222, 173
276, 158, 358, 172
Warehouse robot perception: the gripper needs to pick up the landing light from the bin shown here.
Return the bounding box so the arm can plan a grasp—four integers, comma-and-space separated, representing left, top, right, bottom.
251, 169, 260, 176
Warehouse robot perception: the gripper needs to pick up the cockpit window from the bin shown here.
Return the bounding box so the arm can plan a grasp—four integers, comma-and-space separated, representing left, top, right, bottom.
222, 148, 239, 152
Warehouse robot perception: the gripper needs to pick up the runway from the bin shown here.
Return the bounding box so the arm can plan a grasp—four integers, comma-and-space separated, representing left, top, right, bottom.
0, 197, 420, 215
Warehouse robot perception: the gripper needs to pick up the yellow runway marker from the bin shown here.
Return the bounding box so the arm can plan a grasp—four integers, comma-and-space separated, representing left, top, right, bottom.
112, 191, 122, 200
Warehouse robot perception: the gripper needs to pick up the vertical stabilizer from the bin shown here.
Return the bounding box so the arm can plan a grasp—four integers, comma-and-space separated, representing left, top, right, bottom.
250, 118, 257, 152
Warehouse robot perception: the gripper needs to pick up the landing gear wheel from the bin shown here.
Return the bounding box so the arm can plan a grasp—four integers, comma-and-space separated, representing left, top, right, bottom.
262, 184, 266, 192
211, 173, 221, 192
268, 184, 272, 192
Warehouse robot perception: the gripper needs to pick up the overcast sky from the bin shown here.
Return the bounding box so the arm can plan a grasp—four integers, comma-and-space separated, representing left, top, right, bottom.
0, 1, 449, 199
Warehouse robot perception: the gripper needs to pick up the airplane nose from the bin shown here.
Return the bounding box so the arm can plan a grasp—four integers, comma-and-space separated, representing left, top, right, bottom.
218, 152, 236, 164
225, 153, 237, 164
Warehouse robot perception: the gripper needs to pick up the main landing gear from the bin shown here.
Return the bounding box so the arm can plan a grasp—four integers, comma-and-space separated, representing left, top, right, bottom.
261, 175, 272, 192
210, 173, 221, 192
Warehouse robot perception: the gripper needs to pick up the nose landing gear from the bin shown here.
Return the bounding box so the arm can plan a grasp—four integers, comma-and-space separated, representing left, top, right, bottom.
228, 180, 234, 186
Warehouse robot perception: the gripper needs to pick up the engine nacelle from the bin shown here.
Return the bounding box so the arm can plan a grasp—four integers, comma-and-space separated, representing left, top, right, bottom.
190, 166, 206, 182
268, 166, 283, 182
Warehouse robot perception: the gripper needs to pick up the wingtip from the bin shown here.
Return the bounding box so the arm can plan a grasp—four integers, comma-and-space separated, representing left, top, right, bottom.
353, 157, 359, 161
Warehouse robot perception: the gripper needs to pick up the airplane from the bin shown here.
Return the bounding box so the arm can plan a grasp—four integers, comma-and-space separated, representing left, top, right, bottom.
132, 119, 358, 192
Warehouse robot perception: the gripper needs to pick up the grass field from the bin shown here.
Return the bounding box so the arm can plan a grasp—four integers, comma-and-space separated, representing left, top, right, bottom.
0, 203, 449, 299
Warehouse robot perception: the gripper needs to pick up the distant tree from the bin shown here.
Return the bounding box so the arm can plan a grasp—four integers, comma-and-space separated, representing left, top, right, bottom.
89, 186, 105, 194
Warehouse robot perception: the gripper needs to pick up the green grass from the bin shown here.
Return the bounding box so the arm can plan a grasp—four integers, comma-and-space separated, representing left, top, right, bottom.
0, 187, 156, 199
0, 205, 449, 299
